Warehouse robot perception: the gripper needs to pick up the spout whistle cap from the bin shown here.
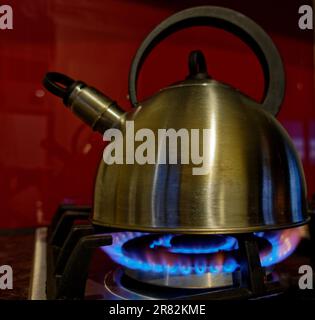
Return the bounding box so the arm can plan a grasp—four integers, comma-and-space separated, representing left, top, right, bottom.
43, 72, 83, 105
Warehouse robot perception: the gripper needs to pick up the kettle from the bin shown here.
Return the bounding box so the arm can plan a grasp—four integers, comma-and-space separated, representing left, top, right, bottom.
43, 6, 309, 234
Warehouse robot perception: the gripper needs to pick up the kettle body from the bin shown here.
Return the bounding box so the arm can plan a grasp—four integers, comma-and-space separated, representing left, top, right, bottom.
43, 6, 309, 234
92, 78, 307, 233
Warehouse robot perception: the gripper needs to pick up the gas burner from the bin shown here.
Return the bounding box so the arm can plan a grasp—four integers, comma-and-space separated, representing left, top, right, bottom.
44, 205, 307, 300
123, 234, 238, 289
103, 233, 238, 289
102, 229, 301, 289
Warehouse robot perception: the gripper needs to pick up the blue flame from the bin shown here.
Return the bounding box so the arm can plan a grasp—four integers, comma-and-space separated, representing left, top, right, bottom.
102, 232, 239, 275
170, 236, 238, 254
149, 234, 238, 254
102, 229, 301, 276
255, 228, 301, 267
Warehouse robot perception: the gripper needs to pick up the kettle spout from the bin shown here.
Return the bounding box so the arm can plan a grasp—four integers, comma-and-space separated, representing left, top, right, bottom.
43, 72, 125, 133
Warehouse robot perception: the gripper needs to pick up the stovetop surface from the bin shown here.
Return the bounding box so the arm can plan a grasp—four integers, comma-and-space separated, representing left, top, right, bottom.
1, 226, 314, 300
91, 244, 314, 300
46, 228, 315, 300
0, 230, 34, 300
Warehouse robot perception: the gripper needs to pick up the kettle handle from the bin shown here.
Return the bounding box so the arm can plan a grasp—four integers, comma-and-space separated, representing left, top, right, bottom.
129, 6, 285, 116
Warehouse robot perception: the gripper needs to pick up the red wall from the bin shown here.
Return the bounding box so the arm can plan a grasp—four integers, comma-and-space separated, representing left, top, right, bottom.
0, 0, 313, 228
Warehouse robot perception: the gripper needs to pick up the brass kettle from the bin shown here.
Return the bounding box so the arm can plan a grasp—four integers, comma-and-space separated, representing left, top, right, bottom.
43, 6, 308, 234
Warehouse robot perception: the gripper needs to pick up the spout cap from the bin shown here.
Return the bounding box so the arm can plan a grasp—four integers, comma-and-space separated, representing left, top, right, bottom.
43, 71, 125, 133
43, 72, 84, 105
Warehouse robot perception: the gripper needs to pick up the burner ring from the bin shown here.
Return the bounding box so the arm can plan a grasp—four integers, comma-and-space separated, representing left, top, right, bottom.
102, 228, 301, 288
122, 234, 239, 275
124, 267, 238, 289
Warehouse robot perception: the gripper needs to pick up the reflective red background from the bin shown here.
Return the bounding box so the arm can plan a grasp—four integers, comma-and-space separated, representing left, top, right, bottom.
0, 0, 313, 229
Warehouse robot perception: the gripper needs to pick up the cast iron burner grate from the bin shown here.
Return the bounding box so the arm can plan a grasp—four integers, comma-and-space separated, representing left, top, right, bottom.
46, 205, 295, 300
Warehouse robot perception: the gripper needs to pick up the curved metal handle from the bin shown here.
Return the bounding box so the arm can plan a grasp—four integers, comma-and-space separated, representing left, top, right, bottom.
129, 6, 285, 115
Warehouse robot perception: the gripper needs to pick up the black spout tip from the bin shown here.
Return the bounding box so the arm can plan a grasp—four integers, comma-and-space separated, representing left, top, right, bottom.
43, 72, 76, 103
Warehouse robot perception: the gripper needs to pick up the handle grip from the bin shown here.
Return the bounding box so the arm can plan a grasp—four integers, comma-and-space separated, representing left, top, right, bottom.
43, 72, 76, 102
129, 6, 285, 115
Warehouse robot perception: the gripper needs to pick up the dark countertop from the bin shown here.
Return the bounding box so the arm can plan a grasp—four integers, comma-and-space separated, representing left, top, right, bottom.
0, 230, 35, 300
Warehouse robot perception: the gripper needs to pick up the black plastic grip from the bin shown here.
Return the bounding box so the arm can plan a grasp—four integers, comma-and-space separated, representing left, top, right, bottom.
129, 6, 285, 116
43, 72, 75, 100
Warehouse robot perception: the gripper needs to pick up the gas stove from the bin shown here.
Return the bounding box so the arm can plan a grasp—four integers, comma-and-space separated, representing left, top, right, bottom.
29, 205, 315, 300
